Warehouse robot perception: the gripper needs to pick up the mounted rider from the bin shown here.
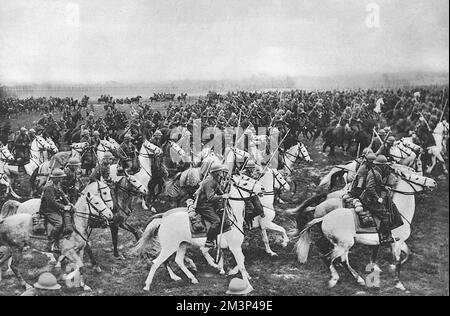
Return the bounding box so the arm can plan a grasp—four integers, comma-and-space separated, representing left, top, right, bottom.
14, 127, 31, 165
118, 133, 136, 173
375, 135, 396, 162
195, 163, 229, 248
61, 157, 82, 203
349, 152, 376, 198
359, 155, 396, 244
39, 168, 75, 252
240, 160, 265, 220
89, 151, 114, 184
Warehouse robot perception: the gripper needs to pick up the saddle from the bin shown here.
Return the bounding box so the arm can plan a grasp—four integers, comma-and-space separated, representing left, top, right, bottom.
188, 208, 231, 239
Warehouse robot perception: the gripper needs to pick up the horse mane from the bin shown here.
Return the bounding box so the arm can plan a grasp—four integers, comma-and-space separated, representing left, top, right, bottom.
0, 200, 21, 219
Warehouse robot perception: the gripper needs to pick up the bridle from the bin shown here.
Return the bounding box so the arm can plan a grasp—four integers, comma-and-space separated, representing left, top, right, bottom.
72, 194, 111, 241
114, 176, 145, 216
282, 142, 309, 174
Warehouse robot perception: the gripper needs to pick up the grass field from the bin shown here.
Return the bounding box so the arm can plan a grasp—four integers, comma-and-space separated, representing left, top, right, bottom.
0, 104, 448, 296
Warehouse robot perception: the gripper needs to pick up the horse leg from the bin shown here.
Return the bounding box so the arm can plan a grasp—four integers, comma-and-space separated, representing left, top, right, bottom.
342, 252, 365, 286
260, 227, 277, 256
143, 247, 176, 291
110, 223, 122, 258
119, 221, 142, 241
174, 243, 198, 284
164, 262, 182, 281
391, 242, 406, 291
228, 244, 251, 281
264, 221, 290, 248
84, 243, 102, 273
426, 155, 436, 174
9, 247, 32, 289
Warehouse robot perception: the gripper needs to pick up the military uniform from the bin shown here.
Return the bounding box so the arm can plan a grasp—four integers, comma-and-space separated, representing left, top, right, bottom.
14, 132, 30, 164
61, 167, 79, 203
360, 166, 392, 242
89, 163, 111, 183
39, 180, 72, 246
196, 174, 225, 245
119, 141, 136, 171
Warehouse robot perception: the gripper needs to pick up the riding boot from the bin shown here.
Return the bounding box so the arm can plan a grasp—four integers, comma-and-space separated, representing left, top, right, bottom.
379, 218, 395, 244
62, 212, 74, 237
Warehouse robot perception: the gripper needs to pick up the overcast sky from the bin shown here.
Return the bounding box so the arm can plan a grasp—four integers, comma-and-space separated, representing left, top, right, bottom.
0, 0, 448, 84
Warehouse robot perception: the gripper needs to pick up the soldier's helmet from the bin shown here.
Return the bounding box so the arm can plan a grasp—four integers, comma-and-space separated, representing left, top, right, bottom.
373, 155, 389, 165
210, 163, 227, 173
20, 127, 27, 132
153, 130, 163, 137
365, 153, 377, 162
67, 157, 81, 166
93, 131, 100, 137
50, 168, 66, 178
124, 133, 132, 140
29, 128, 36, 134
386, 136, 396, 144
245, 160, 256, 169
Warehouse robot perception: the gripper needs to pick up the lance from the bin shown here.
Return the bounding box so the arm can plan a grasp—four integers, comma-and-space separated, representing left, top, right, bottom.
418, 111, 432, 131
256, 129, 291, 181
440, 99, 448, 122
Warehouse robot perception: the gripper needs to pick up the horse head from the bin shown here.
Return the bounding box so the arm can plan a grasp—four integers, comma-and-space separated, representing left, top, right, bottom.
82, 191, 114, 223
291, 142, 312, 163
231, 174, 264, 199
120, 173, 148, 196
0, 145, 14, 162
46, 137, 59, 154
270, 168, 290, 192
82, 180, 114, 210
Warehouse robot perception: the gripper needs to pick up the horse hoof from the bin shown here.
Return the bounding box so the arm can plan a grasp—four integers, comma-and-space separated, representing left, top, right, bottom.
281, 241, 289, 248
395, 282, 406, 291
357, 277, 366, 286
388, 264, 396, 273
115, 254, 126, 260
191, 278, 199, 284
143, 286, 150, 292
93, 266, 102, 273
328, 279, 338, 289
172, 276, 182, 281
268, 251, 278, 257
83, 285, 92, 292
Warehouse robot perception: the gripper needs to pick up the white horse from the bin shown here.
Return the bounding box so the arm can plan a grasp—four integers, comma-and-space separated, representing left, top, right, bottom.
0, 145, 20, 198
426, 120, 449, 174
133, 174, 264, 291
0, 191, 113, 290
30, 142, 89, 196
389, 141, 421, 172
97, 139, 119, 162
21, 136, 59, 176
295, 172, 436, 291
250, 168, 291, 256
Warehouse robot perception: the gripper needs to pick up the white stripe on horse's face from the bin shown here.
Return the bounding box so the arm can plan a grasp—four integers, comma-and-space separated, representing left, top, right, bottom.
1, 146, 14, 161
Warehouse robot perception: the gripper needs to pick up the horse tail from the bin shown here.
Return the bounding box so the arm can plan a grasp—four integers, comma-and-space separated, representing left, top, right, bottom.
0, 200, 21, 220
295, 218, 323, 264
285, 193, 327, 216
285, 193, 327, 229
131, 215, 163, 255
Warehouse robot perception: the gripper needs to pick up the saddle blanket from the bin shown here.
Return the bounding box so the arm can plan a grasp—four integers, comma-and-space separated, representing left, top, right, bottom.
352, 211, 379, 234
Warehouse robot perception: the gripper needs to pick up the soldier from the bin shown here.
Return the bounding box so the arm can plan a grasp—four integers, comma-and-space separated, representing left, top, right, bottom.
149, 130, 164, 147
375, 136, 396, 162
349, 152, 376, 198
360, 155, 397, 244
118, 134, 136, 173
62, 157, 82, 203
14, 127, 31, 164
28, 128, 36, 143
39, 168, 74, 252
92, 130, 101, 148
89, 151, 114, 184
195, 163, 229, 248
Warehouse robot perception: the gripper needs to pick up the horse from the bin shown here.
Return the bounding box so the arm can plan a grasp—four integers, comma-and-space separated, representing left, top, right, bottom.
322, 124, 354, 156
29, 142, 89, 197
109, 174, 148, 258
426, 120, 449, 174
294, 172, 436, 291
7, 136, 58, 177
0, 145, 20, 198
132, 174, 264, 291
0, 191, 113, 291
97, 139, 119, 162
250, 168, 291, 256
